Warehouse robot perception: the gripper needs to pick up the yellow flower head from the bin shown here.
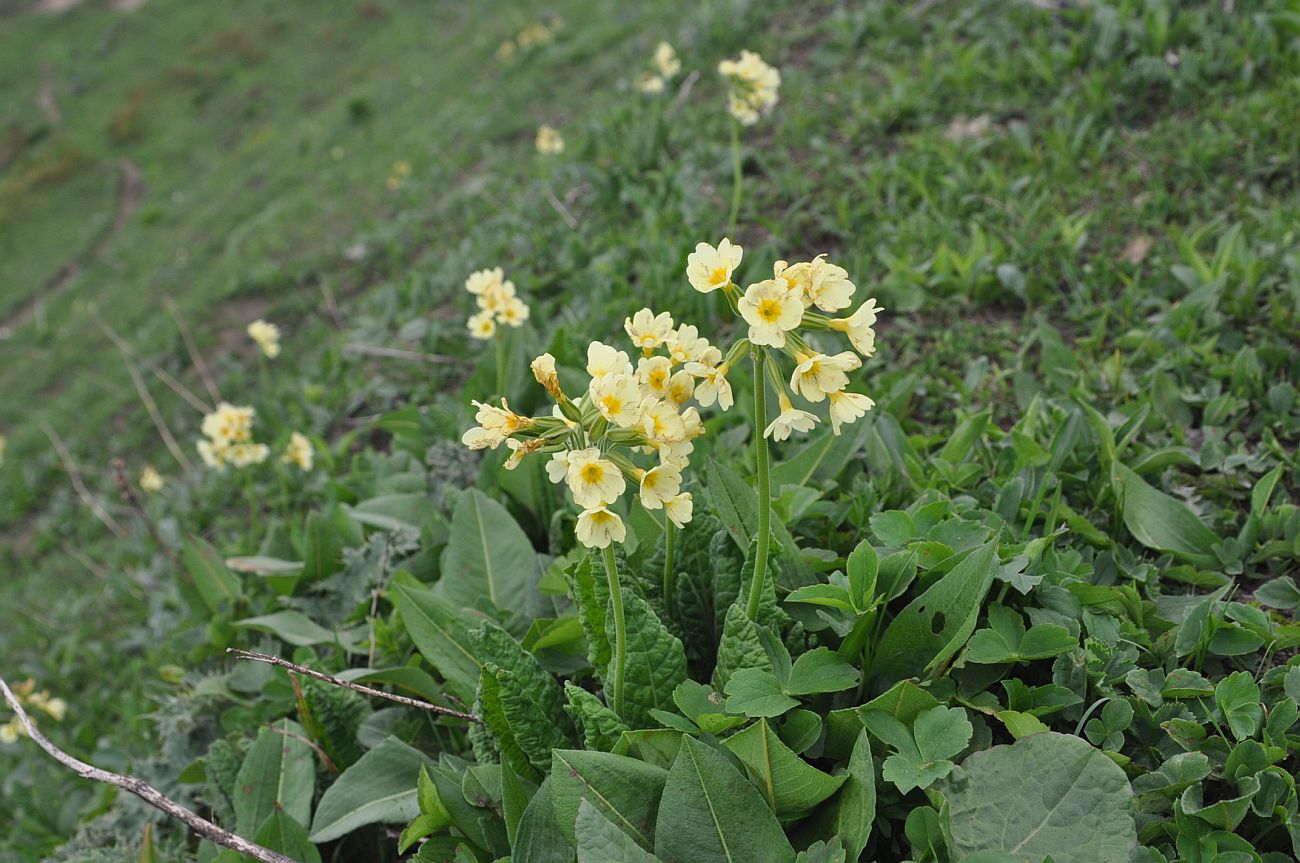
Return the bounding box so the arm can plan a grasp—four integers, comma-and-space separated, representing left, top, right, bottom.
664, 491, 694, 528
565, 447, 626, 509
536, 124, 565, 155
738, 279, 803, 348
586, 341, 634, 381
789, 351, 860, 403
640, 397, 686, 443
575, 506, 626, 549
637, 73, 666, 95
638, 463, 682, 510
281, 431, 314, 471
654, 41, 681, 78
686, 238, 743, 294
139, 465, 164, 493
829, 299, 882, 356
624, 308, 675, 353
498, 296, 530, 328
531, 352, 563, 399
247, 319, 281, 359
719, 50, 780, 125
197, 403, 263, 470
765, 393, 819, 441
590, 373, 642, 429
468, 309, 497, 340
686, 360, 733, 411
828, 390, 875, 435
637, 355, 674, 397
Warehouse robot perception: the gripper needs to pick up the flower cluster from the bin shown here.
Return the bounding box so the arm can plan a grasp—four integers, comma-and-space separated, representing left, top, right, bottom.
462, 311, 731, 548
247, 319, 281, 358
196, 402, 270, 469
497, 16, 562, 62
386, 159, 412, 190
1, 678, 67, 744
535, 124, 565, 155
140, 464, 164, 493
686, 238, 880, 439
465, 267, 530, 340
637, 41, 681, 95
718, 50, 780, 125
281, 431, 314, 471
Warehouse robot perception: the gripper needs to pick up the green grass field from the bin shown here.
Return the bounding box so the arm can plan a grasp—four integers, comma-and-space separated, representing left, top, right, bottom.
1, 1, 1298, 861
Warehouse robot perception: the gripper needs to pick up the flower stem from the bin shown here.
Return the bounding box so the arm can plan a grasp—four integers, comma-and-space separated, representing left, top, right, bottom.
662, 522, 676, 618
746, 350, 771, 621
494, 331, 506, 399
601, 544, 627, 717
728, 120, 742, 234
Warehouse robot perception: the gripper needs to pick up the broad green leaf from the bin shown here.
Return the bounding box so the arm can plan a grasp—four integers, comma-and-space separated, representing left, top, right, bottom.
347, 492, 430, 532
706, 457, 812, 585
845, 540, 878, 611
870, 706, 971, 793
514, 777, 575, 863
1179, 775, 1260, 831
390, 580, 482, 702
713, 602, 770, 690
439, 488, 542, 615
723, 719, 846, 816
1112, 463, 1218, 564
570, 554, 611, 676
941, 732, 1137, 863
566, 682, 629, 751
575, 799, 662, 863
938, 410, 989, 463
233, 611, 335, 647
309, 736, 430, 843
871, 539, 999, 689
835, 731, 876, 860
1131, 752, 1211, 796
620, 589, 688, 727
300, 506, 360, 582
785, 648, 860, 695
784, 583, 854, 613
225, 556, 304, 575
964, 605, 1075, 664
869, 510, 915, 547
724, 668, 797, 718
473, 621, 573, 768
477, 666, 544, 781
252, 812, 322, 863
233, 719, 314, 839
500, 761, 533, 848
1214, 671, 1262, 741
181, 534, 242, 613
654, 736, 795, 863
335, 666, 443, 703
996, 710, 1049, 739
770, 421, 871, 488
859, 680, 941, 724
550, 749, 668, 850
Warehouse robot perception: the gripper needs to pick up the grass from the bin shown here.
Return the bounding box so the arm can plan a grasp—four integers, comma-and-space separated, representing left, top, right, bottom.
0, 0, 1297, 860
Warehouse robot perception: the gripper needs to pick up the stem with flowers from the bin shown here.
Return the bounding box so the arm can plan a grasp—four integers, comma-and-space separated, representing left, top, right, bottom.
745, 347, 772, 621
601, 544, 627, 717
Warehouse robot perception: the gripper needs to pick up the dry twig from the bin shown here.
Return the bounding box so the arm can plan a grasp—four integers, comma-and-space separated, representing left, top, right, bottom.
39, 421, 130, 540
227, 648, 480, 723
343, 343, 460, 365
102, 323, 194, 471
165, 297, 222, 405
0, 677, 298, 863
152, 366, 212, 413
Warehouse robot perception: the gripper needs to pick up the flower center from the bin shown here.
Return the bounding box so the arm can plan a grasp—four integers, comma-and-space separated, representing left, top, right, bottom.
600, 395, 623, 415
580, 463, 605, 484
709, 266, 729, 286
757, 299, 784, 323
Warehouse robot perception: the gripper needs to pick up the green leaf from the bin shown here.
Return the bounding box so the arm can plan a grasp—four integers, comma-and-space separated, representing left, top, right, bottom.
859, 680, 941, 724
1256, 577, 1300, 610
477, 665, 543, 781
964, 605, 1076, 664
784, 583, 854, 613
1131, 752, 1211, 796
869, 510, 915, 546
844, 540, 878, 611
233, 719, 314, 839
570, 554, 612, 676
1112, 463, 1218, 564
233, 611, 335, 647
725, 668, 798, 718
723, 719, 846, 816
252, 812, 321, 863
672, 680, 745, 735
937, 410, 990, 463
473, 621, 573, 768
713, 602, 770, 691
550, 749, 668, 850
300, 506, 360, 582
706, 457, 811, 585
309, 736, 430, 843
871, 539, 999, 689
869, 706, 971, 793
620, 589, 689, 728
1214, 671, 1262, 741
181, 534, 242, 613
390, 580, 482, 703
566, 682, 629, 751
654, 736, 795, 863
1180, 776, 1260, 831
575, 799, 662, 863
941, 732, 1137, 863
439, 488, 542, 614
513, 777, 576, 863
835, 731, 876, 860
785, 648, 860, 695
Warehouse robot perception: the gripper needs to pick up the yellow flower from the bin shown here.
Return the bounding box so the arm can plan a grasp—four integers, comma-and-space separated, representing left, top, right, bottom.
468, 310, 497, 340
466, 267, 507, 297
789, 351, 861, 403
828, 390, 875, 435
828, 299, 882, 356
536, 124, 565, 155
247, 319, 281, 358
667, 370, 695, 406
738, 279, 803, 347
640, 397, 686, 442
197, 403, 263, 470
719, 50, 780, 125
197, 439, 225, 469
566, 447, 626, 508
576, 506, 626, 549
545, 451, 570, 484
0, 720, 23, 744
41, 697, 67, 722
139, 465, 164, 493
637, 73, 666, 94
531, 353, 563, 399
664, 491, 694, 528
637, 355, 673, 397
638, 464, 682, 509
498, 296, 530, 327
590, 373, 643, 428
654, 41, 681, 78
462, 399, 531, 450
496, 39, 517, 62
281, 432, 314, 471
765, 394, 819, 441
586, 341, 634, 381
686, 360, 733, 410
624, 308, 675, 352
668, 323, 712, 365
226, 442, 271, 468
806, 256, 856, 312
505, 437, 545, 470
686, 238, 743, 294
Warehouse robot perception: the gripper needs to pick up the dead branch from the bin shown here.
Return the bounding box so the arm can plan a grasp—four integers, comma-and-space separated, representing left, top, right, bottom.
165, 297, 222, 405
101, 323, 194, 471
39, 421, 130, 540
152, 366, 212, 413
226, 649, 480, 723
0, 677, 298, 863
342, 343, 460, 365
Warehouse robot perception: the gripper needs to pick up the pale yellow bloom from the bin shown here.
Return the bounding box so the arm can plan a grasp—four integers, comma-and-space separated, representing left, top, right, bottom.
462, 399, 531, 450
738, 279, 803, 348
41, 697, 67, 722
829, 299, 882, 356
226, 443, 270, 468
536, 124, 565, 155
638, 464, 682, 509
468, 310, 497, 340
498, 296, 530, 327
640, 397, 686, 442
667, 323, 711, 365
828, 390, 875, 435
576, 506, 626, 549
466, 267, 507, 297
247, 319, 281, 359
197, 439, 224, 469
687, 360, 733, 410
686, 238, 743, 294
586, 341, 634, 381
806, 256, 856, 312
139, 465, 164, 493
0, 720, 22, 744
505, 437, 544, 470
590, 373, 642, 429
667, 370, 695, 406
765, 394, 819, 441
719, 50, 780, 125
197, 403, 263, 470
789, 351, 861, 403
637, 73, 666, 94
545, 451, 570, 484
624, 308, 675, 352
664, 492, 693, 528
637, 355, 673, 397
531, 353, 563, 399
282, 432, 314, 471
566, 448, 626, 508
654, 42, 681, 78
496, 40, 517, 62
